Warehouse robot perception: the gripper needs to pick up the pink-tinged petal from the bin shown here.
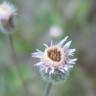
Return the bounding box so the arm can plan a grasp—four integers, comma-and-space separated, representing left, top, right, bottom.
57, 36, 69, 46
63, 40, 72, 48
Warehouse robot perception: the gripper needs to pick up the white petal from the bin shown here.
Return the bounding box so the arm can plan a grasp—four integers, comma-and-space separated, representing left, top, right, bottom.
45, 67, 48, 73
68, 65, 73, 68
35, 51, 43, 54
69, 49, 76, 56
40, 67, 45, 71
63, 40, 72, 48
64, 66, 69, 71
35, 62, 43, 66
59, 68, 65, 73
64, 65, 73, 71
32, 53, 42, 58
49, 68, 54, 75
32, 52, 43, 58
43, 43, 48, 48
68, 58, 77, 64
57, 36, 69, 46
50, 40, 53, 46
36, 49, 43, 52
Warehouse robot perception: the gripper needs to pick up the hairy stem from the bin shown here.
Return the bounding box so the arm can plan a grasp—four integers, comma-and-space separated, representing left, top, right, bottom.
44, 82, 52, 96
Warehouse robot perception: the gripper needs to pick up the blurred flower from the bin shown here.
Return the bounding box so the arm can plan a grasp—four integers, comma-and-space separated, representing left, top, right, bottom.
32, 36, 77, 83
0, 1, 17, 33
49, 25, 63, 38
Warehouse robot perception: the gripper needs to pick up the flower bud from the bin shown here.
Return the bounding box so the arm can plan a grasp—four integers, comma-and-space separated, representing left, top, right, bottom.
0, 2, 17, 34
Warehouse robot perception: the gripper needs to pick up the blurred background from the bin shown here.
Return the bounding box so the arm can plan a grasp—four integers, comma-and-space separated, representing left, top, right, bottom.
0, 0, 96, 96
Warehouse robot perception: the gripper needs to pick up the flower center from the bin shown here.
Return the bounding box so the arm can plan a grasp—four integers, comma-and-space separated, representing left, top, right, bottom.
47, 48, 61, 62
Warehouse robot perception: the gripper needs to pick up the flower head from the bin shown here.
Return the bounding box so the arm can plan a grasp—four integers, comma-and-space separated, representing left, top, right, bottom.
49, 25, 63, 38
32, 36, 77, 83
0, 1, 17, 33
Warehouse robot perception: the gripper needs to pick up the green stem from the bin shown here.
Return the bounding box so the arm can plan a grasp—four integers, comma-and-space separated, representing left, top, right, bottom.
8, 33, 30, 96
8, 34, 17, 63
44, 82, 52, 96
